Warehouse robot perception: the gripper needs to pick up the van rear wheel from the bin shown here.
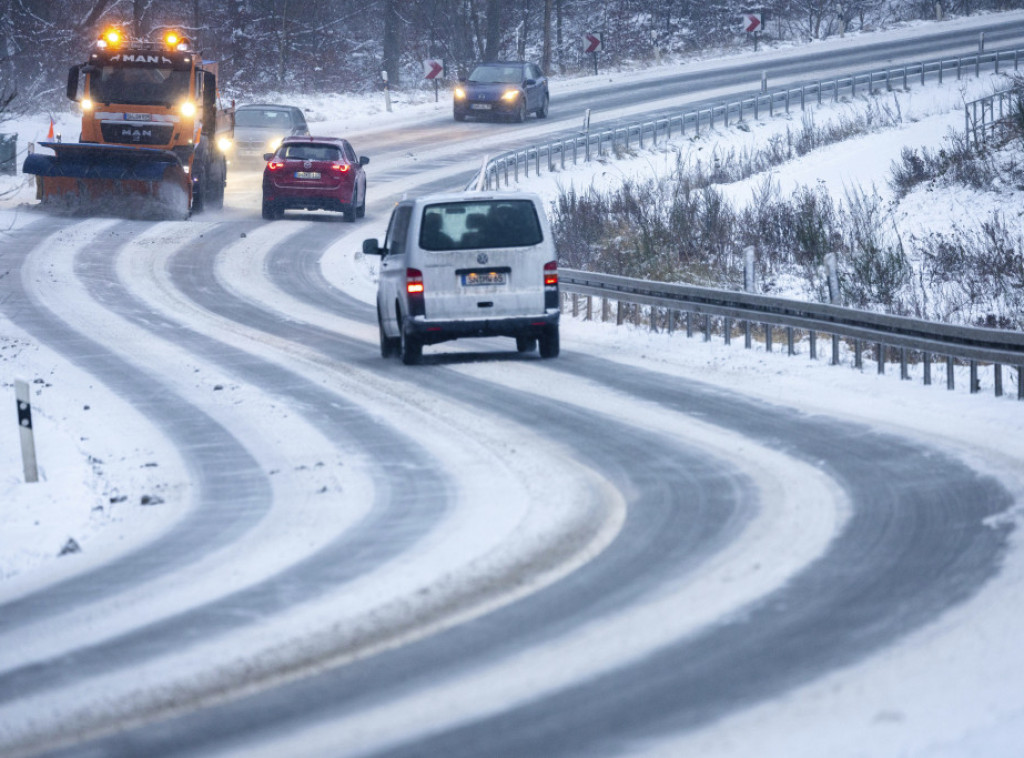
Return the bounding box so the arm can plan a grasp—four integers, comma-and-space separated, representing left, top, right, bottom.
379, 310, 400, 358
401, 321, 422, 365
516, 336, 537, 353
539, 325, 559, 358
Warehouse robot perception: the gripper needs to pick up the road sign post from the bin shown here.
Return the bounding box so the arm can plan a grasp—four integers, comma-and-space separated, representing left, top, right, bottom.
584, 32, 603, 75
381, 70, 392, 112
423, 59, 444, 102
743, 12, 763, 50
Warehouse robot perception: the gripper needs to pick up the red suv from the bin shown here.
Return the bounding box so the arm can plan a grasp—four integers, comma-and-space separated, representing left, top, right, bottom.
262, 136, 369, 221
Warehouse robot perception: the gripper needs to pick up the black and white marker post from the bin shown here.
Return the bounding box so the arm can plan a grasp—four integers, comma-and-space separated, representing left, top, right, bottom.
15, 379, 39, 483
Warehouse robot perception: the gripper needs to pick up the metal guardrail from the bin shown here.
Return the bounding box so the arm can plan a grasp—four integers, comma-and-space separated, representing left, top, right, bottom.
561, 269, 1024, 400
479, 46, 1024, 190
965, 87, 1022, 146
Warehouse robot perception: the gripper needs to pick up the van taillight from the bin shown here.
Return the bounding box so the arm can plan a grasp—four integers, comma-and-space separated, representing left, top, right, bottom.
544, 261, 558, 286
407, 268, 424, 294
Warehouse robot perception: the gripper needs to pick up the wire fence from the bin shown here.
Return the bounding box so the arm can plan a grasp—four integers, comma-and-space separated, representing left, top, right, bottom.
965, 87, 1023, 146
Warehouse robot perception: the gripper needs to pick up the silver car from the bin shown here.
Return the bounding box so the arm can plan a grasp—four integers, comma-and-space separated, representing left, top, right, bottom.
363, 191, 560, 364
229, 103, 309, 166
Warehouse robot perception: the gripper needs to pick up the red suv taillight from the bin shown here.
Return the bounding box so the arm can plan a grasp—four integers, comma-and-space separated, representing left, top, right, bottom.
267, 159, 285, 171
544, 261, 558, 286
331, 162, 351, 174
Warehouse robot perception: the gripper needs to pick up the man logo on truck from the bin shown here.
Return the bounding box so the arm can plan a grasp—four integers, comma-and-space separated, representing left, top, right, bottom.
111, 54, 174, 65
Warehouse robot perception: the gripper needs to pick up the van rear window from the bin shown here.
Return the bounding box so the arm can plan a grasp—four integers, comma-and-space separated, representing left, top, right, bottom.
420, 200, 543, 251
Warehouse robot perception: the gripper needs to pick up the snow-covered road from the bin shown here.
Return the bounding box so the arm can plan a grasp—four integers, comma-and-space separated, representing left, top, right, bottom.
3, 14, 1024, 757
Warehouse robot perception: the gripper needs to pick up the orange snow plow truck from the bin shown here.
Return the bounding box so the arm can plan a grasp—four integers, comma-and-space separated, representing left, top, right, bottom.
24, 27, 232, 218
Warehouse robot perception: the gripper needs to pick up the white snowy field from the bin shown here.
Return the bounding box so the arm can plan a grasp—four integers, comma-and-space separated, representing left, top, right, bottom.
2, 11, 1024, 756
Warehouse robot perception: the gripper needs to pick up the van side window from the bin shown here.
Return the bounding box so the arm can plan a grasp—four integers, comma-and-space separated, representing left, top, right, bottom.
384, 205, 412, 257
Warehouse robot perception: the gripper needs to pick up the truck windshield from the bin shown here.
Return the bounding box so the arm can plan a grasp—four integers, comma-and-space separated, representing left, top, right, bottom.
90, 65, 191, 106
420, 200, 543, 251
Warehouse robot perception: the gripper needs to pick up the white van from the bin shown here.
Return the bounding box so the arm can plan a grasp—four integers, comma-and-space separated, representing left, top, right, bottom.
363, 191, 560, 364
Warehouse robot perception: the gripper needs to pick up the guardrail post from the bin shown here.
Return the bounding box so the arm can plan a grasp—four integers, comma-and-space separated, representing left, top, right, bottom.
947, 356, 955, 390
616, 301, 624, 325
745, 320, 752, 349
787, 327, 795, 355
602, 297, 610, 322
586, 295, 593, 321
810, 330, 817, 359
900, 348, 909, 380
817, 81, 822, 105
724, 317, 732, 345
877, 343, 885, 374
855, 340, 863, 369
832, 334, 839, 365
633, 303, 641, 326
704, 314, 712, 342
924, 352, 932, 385
572, 293, 579, 317
970, 360, 979, 393
766, 325, 773, 352
995, 364, 1003, 397
1018, 366, 1024, 400
921, 62, 926, 86
686, 312, 693, 338
957, 57, 962, 80
650, 305, 657, 332
668, 309, 675, 333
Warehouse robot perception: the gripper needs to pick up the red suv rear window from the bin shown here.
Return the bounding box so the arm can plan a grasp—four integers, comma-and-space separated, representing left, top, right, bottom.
280, 144, 342, 162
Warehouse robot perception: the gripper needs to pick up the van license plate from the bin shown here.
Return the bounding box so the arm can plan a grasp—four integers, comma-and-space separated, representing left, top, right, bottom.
462, 271, 506, 286
294, 171, 320, 179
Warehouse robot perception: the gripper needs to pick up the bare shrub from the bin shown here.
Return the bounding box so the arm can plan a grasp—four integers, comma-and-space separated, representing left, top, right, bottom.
839, 187, 911, 311
914, 212, 1024, 328
888, 146, 934, 198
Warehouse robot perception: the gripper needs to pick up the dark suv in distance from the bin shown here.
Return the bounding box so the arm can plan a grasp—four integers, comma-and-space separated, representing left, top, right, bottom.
229, 104, 310, 166
261, 136, 369, 222
453, 62, 549, 122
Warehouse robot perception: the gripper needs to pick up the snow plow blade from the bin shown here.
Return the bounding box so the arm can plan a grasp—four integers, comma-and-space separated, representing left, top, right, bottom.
23, 142, 190, 219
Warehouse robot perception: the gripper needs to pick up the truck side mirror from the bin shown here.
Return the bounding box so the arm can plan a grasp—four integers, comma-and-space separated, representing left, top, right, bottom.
202, 71, 217, 137
66, 65, 81, 101
363, 238, 384, 256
